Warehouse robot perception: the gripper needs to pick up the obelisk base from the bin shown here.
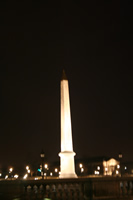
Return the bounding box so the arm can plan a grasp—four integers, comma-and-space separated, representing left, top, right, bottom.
59, 151, 77, 178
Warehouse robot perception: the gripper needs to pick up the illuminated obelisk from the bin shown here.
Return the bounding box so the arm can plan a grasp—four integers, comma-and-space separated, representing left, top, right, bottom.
59, 70, 77, 178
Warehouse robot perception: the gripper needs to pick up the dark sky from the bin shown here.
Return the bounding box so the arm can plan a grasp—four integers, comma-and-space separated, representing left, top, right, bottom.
0, 1, 133, 168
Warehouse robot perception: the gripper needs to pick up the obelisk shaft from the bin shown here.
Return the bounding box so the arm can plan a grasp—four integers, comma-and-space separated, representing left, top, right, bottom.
59, 70, 77, 178
61, 79, 73, 152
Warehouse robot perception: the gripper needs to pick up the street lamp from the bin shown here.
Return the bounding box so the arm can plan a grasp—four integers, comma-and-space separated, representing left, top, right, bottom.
55, 168, 58, 173
44, 163, 48, 179
9, 167, 13, 179
40, 150, 45, 179
54, 168, 58, 177
26, 166, 29, 171
25, 166, 31, 177
119, 152, 122, 176
79, 163, 84, 175
9, 168, 13, 173
14, 174, 19, 179
79, 163, 83, 168
81, 168, 84, 173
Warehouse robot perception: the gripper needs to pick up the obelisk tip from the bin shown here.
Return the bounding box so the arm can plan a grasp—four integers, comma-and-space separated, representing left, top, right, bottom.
61, 69, 67, 80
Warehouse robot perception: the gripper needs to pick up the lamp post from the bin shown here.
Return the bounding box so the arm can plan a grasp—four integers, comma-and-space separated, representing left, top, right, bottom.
119, 152, 122, 176
79, 163, 84, 176
40, 150, 45, 179
9, 167, 13, 179
44, 163, 48, 179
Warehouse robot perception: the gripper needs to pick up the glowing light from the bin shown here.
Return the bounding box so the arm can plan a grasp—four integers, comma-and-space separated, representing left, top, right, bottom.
97, 166, 100, 170
0, 173, 2, 177
105, 167, 108, 171
79, 163, 83, 168
119, 153, 122, 158
9, 168, 13, 173
5, 175, 8, 179
44, 173, 46, 176
23, 174, 28, 179
94, 170, 99, 175
28, 169, 30, 173
35, 177, 38, 180
117, 165, 120, 169
40, 153, 45, 158
55, 168, 58, 172
14, 174, 19, 179
81, 168, 84, 172
26, 166, 29, 170
50, 172, 53, 176
44, 164, 48, 169
116, 170, 119, 175
125, 166, 127, 170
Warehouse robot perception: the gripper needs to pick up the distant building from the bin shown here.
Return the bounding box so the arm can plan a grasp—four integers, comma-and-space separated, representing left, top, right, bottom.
75, 156, 120, 176
103, 158, 120, 176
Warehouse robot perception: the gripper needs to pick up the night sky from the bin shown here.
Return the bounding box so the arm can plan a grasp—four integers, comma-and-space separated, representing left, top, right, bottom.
0, 1, 133, 168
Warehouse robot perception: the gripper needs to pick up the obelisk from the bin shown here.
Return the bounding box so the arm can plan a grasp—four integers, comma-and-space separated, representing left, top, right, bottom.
59, 70, 77, 178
